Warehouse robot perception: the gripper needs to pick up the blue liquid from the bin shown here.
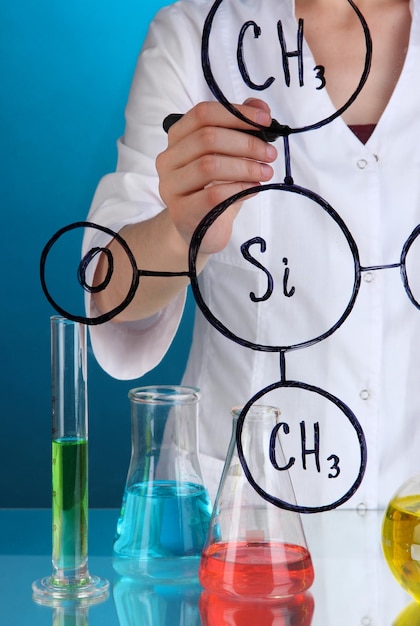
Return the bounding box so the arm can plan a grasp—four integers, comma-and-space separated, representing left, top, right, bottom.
113, 577, 202, 626
113, 481, 212, 578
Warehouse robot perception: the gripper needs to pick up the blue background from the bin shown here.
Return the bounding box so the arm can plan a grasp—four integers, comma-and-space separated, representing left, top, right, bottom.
0, 0, 196, 507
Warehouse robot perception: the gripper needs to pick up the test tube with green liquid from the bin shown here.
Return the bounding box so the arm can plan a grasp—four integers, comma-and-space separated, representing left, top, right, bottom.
33, 316, 109, 604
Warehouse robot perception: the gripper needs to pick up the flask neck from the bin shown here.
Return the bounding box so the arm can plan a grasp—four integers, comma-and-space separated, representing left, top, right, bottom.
126, 386, 204, 488
129, 389, 200, 452
230, 405, 281, 457
216, 404, 299, 510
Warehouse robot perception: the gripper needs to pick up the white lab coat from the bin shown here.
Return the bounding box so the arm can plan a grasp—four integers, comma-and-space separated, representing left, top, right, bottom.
84, 0, 420, 512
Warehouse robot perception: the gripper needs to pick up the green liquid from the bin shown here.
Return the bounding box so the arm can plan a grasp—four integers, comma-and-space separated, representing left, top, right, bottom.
52, 438, 88, 574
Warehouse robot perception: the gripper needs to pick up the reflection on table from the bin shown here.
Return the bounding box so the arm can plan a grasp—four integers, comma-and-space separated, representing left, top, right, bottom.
0, 508, 417, 625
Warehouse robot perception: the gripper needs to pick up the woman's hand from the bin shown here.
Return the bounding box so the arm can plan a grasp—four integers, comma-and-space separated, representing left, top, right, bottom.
156, 98, 278, 255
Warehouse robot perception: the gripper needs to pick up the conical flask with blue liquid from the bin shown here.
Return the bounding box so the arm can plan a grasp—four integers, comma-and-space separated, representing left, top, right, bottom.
113, 386, 212, 581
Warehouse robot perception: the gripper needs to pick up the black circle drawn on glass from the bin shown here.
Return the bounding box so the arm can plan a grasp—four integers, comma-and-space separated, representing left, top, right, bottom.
401, 224, 420, 310
201, 0, 372, 135
235, 381, 368, 513
189, 183, 361, 352
40, 221, 140, 325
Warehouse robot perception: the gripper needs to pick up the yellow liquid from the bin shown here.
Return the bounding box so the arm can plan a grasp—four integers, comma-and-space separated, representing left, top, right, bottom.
382, 494, 420, 601
393, 601, 420, 626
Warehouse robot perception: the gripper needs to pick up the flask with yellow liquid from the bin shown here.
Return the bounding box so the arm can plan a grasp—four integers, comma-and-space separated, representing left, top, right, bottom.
382, 475, 420, 602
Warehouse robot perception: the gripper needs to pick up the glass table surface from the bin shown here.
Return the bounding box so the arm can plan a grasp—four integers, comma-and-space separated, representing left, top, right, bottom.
1, 507, 419, 625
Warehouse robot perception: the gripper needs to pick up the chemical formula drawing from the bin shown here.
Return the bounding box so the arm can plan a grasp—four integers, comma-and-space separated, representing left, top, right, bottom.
40, 0, 420, 513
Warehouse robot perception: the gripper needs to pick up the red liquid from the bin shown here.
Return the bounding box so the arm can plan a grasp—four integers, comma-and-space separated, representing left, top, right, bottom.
199, 590, 315, 626
199, 541, 314, 598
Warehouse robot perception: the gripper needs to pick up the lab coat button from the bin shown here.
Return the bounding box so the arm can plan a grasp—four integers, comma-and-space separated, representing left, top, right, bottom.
360, 389, 370, 400
361, 617, 371, 626
357, 502, 367, 516
363, 272, 374, 283
357, 158, 368, 169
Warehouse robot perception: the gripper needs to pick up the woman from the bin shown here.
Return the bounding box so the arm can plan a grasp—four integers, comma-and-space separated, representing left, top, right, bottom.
83, 0, 416, 509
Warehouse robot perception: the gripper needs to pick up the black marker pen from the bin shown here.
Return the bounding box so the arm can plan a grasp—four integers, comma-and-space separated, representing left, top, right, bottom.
163, 113, 289, 143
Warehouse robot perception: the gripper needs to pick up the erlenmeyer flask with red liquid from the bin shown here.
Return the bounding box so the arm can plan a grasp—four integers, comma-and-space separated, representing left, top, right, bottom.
198, 405, 314, 599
